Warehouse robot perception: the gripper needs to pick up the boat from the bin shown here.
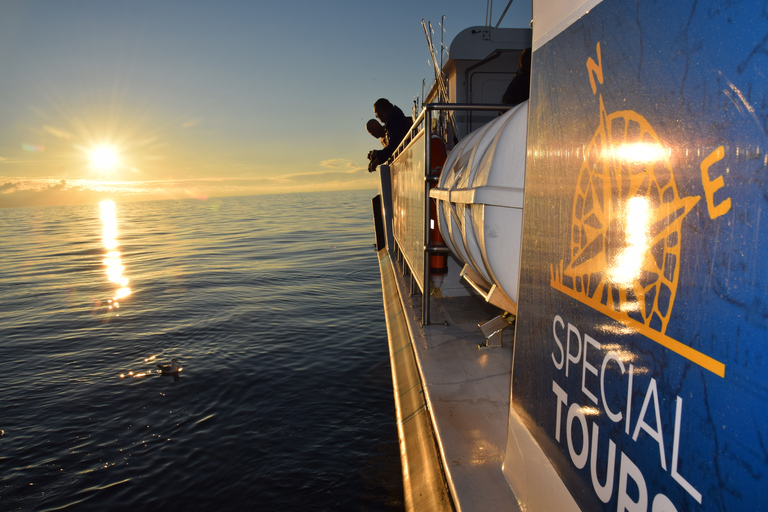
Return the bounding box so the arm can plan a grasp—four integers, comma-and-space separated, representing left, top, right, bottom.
371, 0, 768, 510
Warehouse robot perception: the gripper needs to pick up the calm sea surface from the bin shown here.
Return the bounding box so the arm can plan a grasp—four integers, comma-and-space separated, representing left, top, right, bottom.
0, 190, 403, 511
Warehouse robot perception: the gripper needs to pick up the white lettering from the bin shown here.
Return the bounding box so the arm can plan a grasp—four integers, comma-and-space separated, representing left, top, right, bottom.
567, 403, 589, 469
566, 323, 582, 377
625, 364, 634, 435
671, 396, 702, 503
632, 378, 667, 470
651, 494, 678, 512
552, 380, 568, 442
582, 334, 600, 404
553, 315, 565, 370
601, 350, 625, 423
617, 451, 648, 512
551, 315, 703, 509
590, 422, 616, 503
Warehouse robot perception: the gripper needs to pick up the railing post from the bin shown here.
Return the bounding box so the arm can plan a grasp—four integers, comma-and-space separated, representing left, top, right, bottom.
388, 104, 513, 327
422, 108, 433, 326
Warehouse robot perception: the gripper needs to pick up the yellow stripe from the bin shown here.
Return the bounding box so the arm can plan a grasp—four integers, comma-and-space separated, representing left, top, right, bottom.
551, 281, 726, 378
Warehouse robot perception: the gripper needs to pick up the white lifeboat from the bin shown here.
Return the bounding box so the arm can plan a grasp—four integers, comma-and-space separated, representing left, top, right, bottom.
433, 101, 528, 307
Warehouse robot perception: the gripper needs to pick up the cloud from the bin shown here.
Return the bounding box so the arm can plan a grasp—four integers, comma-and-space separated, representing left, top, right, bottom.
0, 171, 377, 209
182, 118, 202, 128
43, 125, 73, 140
0, 179, 95, 207
273, 159, 368, 185
0, 182, 17, 193
318, 158, 359, 170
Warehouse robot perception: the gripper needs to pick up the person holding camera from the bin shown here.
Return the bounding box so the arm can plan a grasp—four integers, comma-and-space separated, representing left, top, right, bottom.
366, 98, 410, 172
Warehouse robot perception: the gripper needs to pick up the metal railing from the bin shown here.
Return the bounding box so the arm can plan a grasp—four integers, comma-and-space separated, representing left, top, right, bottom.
388, 103, 515, 326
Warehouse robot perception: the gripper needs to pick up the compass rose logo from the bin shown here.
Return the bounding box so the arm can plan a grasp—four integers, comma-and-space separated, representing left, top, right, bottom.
550, 43, 726, 377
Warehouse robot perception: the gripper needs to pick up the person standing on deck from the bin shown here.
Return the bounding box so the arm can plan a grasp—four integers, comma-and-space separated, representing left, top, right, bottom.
501, 48, 532, 106
366, 98, 411, 172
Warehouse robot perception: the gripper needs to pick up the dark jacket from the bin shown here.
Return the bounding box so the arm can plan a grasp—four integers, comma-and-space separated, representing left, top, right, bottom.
501, 68, 531, 106
377, 106, 411, 162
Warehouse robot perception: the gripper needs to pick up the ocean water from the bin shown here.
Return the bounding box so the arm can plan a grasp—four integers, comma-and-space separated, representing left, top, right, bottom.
0, 190, 403, 511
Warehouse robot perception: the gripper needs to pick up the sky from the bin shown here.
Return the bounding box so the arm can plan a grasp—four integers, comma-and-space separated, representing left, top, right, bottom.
0, 0, 532, 208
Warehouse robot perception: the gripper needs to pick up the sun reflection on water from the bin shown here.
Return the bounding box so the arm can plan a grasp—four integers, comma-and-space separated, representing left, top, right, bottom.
100, 200, 131, 305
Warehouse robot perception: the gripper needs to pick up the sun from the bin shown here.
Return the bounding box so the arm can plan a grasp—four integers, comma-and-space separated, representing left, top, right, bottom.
89, 145, 120, 171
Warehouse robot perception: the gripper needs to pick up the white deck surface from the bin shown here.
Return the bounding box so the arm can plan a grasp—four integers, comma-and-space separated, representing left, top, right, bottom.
390, 264, 521, 512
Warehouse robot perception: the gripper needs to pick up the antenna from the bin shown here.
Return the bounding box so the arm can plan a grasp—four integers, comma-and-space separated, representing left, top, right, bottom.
439, 16, 446, 138
495, 0, 515, 27
486, 0, 494, 26
422, 19, 459, 141
440, 15, 445, 72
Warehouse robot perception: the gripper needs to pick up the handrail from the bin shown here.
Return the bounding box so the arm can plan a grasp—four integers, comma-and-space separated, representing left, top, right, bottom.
391, 103, 513, 164
388, 103, 518, 326
407, 103, 516, 326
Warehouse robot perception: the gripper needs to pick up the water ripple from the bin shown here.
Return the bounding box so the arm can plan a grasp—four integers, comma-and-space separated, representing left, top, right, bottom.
0, 190, 403, 511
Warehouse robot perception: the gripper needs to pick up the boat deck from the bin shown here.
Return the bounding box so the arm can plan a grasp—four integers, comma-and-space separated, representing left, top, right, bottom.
379, 247, 521, 512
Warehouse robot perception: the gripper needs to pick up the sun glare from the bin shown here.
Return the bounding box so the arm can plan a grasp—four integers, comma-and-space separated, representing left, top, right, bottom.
100, 200, 131, 302
90, 146, 119, 171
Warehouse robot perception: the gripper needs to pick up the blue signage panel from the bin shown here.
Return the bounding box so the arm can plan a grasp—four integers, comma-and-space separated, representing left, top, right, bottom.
514, 1, 768, 510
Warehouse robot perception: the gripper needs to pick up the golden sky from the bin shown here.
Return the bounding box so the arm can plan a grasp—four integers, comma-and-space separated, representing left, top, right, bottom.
0, 0, 531, 208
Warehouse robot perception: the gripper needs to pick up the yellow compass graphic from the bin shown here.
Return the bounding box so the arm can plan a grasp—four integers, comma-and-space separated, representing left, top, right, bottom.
560, 96, 699, 333
550, 80, 724, 377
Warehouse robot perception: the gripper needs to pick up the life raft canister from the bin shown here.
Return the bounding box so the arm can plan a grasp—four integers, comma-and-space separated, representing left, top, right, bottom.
428, 134, 448, 290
